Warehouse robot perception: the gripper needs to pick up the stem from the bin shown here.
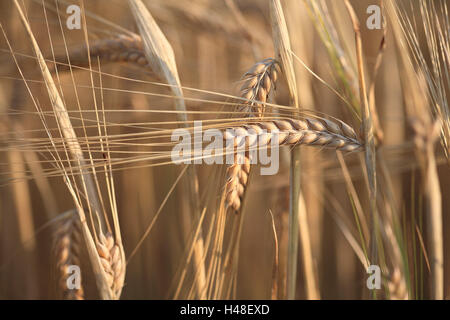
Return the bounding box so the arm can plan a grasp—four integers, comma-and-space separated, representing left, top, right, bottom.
287, 147, 301, 299
298, 191, 320, 299
425, 149, 443, 299
344, 0, 378, 291
423, 123, 443, 299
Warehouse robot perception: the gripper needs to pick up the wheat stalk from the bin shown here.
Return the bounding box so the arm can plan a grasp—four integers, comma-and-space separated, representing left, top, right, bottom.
53, 210, 84, 300
344, 3, 379, 298
411, 118, 443, 299
225, 58, 279, 214
269, 0, 303, 300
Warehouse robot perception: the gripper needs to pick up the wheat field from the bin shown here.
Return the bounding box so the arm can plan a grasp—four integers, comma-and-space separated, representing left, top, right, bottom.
0, 0, 448, 300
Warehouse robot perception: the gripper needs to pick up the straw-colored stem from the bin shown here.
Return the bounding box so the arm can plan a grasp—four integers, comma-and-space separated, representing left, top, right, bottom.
344, 0, 378, 283
288, 147, 301, 299
225, 58, 279, 214
269, 0, 301, 300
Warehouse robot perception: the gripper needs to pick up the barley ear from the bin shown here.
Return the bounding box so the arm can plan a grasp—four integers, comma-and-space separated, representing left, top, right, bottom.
225, 58, 279, 214
96, 232, 126, 298
53, 210, 84, 300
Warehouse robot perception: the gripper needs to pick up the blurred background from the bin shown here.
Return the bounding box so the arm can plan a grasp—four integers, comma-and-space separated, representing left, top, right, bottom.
0, 0, 448, 299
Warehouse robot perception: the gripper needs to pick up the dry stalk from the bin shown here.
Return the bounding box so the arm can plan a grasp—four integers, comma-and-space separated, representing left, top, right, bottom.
7, 149, 38, 297
53, 210, 84, 300
225, 58, 279, 214
269, 0, 302, 300
273, 186, 289, 299
411, 118, 443, 300
344, 2, 378, 290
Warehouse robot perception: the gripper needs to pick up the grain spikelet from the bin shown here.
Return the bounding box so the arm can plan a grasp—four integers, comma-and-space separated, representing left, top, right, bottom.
224, 118, 362, 152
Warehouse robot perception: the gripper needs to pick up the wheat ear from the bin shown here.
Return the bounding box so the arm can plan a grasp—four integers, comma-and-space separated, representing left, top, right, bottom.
48, 34, 154, 75
53, 210, 84, 300
225, 152, 251, 212
225, 59, 279, 214
96, 232, 126, 299
224, 117, 362, 212
225, 118, 362, 152
237, 58, 279, 117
